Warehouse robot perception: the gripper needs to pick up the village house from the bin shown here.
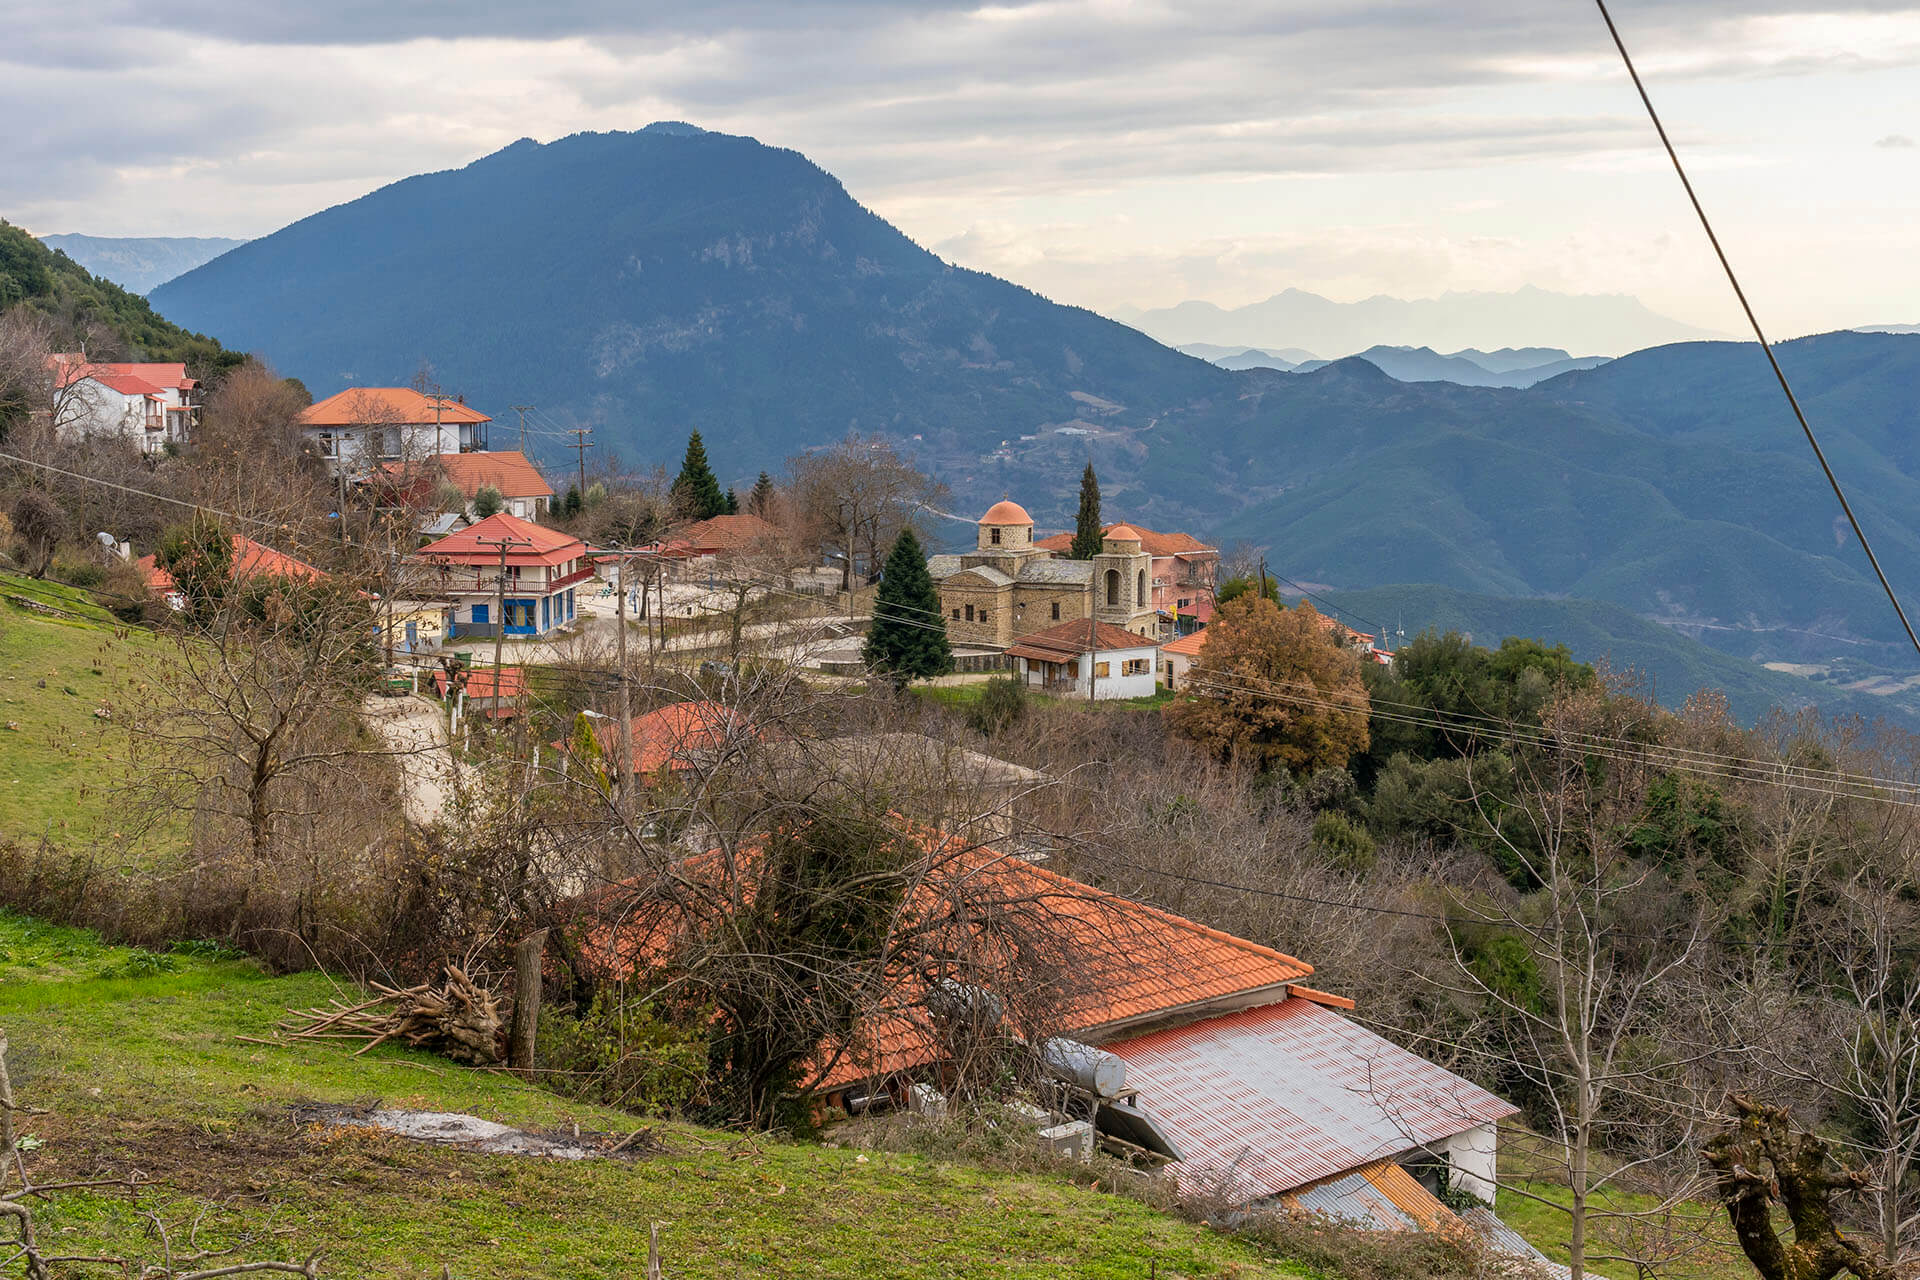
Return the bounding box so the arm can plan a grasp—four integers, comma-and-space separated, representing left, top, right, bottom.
383, 450, 555, 522
49, 354, 200, 454
641, 513, 787, 582
412, 512, 591, 639
592, 829, 1522, 1238
929, 503, 1159, 650
568, 699, 756, 786
137, 536, 325, 610
296, 387, 491, 476
1158, 627, 1209, 691
1005, 618, 1160, 701
433, 664, 528, 719
1035, 523, 1220, 632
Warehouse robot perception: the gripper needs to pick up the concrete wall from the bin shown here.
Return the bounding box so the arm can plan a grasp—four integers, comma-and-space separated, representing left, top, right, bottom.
1438, 1121, 1498, 1205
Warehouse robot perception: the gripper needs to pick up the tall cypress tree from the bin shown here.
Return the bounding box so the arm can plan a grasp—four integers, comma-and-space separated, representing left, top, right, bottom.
1069, 462, 1104, 559
864, 527, 953, 686
671, 430, 728, 520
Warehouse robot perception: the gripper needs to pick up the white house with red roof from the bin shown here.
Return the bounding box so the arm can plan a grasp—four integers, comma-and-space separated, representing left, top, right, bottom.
49, 354, 199, 454
382, 450, 555, 522
412, 512, 591, 638
1005, 618, 1161, 700
296, 387, 491, 476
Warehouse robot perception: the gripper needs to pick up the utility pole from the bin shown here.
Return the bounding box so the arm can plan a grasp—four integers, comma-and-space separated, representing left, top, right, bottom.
1257, 555, 1268, 603
613, 550, 634, 815
564, 427, 595, 497
1087, 602, 1098, 705
475, 533, 532, 695
511, 405, 533, 453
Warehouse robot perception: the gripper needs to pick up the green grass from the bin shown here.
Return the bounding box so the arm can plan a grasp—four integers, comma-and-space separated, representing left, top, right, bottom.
0, 577, 172, 851
0, 912, 1306, 1279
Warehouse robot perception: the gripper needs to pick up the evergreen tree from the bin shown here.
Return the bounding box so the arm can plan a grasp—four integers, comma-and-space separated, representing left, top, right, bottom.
725, 487, 739, 515
563, 485, 584, 518
1068, 462, 1104, 559
747, 471, 777, 518
471, 485, 505, 518
863, 527, 952, 686
671, 430, 728, 520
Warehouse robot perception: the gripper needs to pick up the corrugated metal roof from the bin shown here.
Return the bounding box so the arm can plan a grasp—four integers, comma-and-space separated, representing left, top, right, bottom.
1285, 1168, 1419, 1230
1107, 999, 1517, 1201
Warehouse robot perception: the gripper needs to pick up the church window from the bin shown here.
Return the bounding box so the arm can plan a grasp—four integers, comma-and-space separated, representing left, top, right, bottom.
1137, 569, 1147, 602
965, 604, 975, 621
951, 608, 960, 620
1050, 601, 1060, 621
1105, 568, 1120, 606
980, 610, 990, 622
990, 527, 1002, 545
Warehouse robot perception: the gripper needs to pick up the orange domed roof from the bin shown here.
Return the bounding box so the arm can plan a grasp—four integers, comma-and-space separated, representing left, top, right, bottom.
980, 499, 1033, 525
1105, 523, 1144, 542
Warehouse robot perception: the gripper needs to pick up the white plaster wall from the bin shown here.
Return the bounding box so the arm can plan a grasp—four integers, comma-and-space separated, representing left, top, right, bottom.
1440, 1121, 1499, 1204
1081, 644, 1159, 700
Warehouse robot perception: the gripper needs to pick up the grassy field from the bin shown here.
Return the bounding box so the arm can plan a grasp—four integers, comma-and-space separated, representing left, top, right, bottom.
0, 575, 170, 852
0, 911, 1309, 1279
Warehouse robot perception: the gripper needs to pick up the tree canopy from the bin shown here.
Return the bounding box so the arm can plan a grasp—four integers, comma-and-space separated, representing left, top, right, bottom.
1165, 596, 1371, 773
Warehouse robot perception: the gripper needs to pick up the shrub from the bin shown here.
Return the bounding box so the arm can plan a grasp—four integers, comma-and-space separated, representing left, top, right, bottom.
1310, 810, 1376, 873
967, 677, 1027, 737
535, 991, 708, 1116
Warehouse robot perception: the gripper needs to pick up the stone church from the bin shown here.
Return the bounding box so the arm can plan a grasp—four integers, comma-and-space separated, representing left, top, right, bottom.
928, 499, 1159, 650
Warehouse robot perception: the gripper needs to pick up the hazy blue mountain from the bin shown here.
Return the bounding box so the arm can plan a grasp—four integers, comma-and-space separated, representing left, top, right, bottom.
1446, 346, 1576, 373
1176, 341, 1318, 369
40, 233, 246, 294
1125, 285, 1723, 358
153, 125, 1229, 471
1857, 323, 1920, 335
1316, 584, 1920, 729
1290, 345, 1609, 387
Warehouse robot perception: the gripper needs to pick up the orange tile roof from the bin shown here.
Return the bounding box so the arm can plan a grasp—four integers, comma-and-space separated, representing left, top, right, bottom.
50, 354, 194, 394
1005, 618, 1156, 661
587, 826, 1311, 1091
434, 666, 528, 701
980, 499, 1033, 525
137, 537, 325, 595
678, 513, 782, 553
428, 451, 554, 501
600, 700, 752, 776
297, 387, 490, 427
1035, 524, 1217, 558
1161, 629, 1210, 657
416, 512, 585, 568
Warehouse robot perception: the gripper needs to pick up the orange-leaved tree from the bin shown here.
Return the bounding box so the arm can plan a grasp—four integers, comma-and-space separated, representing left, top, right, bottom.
1166, 596, 1370, 773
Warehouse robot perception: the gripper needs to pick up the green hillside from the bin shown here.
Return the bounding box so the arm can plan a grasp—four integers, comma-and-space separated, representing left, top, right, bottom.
1317, 584, 1920, 728
0, 911, 1308, 1279
0, 219, 240, 374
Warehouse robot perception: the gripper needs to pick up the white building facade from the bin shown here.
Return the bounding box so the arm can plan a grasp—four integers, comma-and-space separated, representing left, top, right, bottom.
1005, 618, 1161, 701
50, 357, 199, 454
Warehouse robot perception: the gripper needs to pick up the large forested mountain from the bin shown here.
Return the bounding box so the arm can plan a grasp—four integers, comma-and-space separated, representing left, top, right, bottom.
152, 124, 1229, 470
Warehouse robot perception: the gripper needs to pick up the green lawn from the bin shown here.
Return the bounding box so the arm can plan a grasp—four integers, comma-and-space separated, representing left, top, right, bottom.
0, 577, 170, 852
0, 911, 1307, 1279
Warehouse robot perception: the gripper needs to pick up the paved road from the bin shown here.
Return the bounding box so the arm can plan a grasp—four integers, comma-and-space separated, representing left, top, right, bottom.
360, 693, 456, 825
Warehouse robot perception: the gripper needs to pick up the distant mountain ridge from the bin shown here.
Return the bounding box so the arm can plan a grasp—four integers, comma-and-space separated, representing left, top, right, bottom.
39, 234, 247, 295
1128, 286, 1723, 358
1178, 342, 1610, 387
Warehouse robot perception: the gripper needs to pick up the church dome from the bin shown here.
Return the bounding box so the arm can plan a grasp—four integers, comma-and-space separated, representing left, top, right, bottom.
1104, 524, 1144, 543
980, 499, 1033, 526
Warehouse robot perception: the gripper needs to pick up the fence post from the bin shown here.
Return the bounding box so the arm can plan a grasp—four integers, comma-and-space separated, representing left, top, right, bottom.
508, 928, 549, 1071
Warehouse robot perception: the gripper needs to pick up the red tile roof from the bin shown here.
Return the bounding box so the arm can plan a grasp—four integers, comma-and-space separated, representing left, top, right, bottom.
1160, 629, 1210, 658
588, 829, 1312, 1091
426, 451, 554, 501
678, 513, 782, 554
416, 512, 584, 568
1005, 618, 1157, 661
137, 537, 325, 595
980, 500, 1033, 525
1035, 524, 1217, 558
434, 666, 528, 702
1107, 999, 1516, 1200
50, 355, 195, 395
297, 387, 490, 427
600, 700, 751, 776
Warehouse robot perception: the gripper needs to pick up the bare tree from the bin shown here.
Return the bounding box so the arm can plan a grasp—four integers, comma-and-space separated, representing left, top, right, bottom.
786, 434, 946, 593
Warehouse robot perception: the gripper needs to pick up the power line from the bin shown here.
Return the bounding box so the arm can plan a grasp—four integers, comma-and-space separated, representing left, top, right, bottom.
0, 450, 284, 532
1593, 0, 1920, 664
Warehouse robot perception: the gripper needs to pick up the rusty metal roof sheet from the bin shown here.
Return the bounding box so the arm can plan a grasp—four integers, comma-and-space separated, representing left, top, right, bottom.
1107, 998, 1517, 1201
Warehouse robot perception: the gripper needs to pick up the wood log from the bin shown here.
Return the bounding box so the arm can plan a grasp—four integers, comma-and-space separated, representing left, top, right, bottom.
508, 930, 549, 1072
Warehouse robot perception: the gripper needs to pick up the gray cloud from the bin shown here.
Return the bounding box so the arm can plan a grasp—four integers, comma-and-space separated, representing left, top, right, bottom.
1878, 133, 1917, 147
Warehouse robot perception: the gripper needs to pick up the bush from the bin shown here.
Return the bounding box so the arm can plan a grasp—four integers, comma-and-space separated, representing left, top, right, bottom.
535, 991, 708, 1116
966, 677, 1027, 737
1310, 810, 1376, 872
50, 556, 104, 588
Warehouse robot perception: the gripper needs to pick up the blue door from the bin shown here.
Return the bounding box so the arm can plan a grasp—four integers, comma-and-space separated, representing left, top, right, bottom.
472, 603, 489, 626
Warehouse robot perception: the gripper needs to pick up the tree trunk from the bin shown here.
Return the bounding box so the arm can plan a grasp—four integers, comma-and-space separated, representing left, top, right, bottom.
508, 928, 548, 1071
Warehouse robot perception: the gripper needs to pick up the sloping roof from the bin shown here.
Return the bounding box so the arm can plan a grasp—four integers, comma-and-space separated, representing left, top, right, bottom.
51, 355, 193, 395
1036, 524, 1218, 558
679, 513, 782, 553
416, 512, 584, 568
1006, 618, 1156, 661
591, 828, 1312, 1091
297, 387, 490, 427
430, 451, 554, 501
1015, 559, 1094, 585
926, 554, 962, 578
594, 700, 752, 776
88, 370, 166, 397
980, 500, 1033, 525
1161, 630, 1210, 658
1107, 999, 1518, 1200
1281, 1161, 1452, 1232
946, 565, 1014, 588
435, 666, 527, 702
137, 536, 325, 595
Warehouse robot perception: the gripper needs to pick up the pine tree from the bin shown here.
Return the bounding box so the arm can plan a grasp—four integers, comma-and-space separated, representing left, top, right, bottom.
563, 485, 584, 518
863, 527, 952, 686
725, 487, 739, 515
1069, 462, 1104, 560
747, 471, 777, 518
670, 430, 728, 520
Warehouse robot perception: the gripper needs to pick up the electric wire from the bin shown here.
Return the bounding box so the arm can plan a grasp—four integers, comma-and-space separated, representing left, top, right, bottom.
1593, 0, 1920, 663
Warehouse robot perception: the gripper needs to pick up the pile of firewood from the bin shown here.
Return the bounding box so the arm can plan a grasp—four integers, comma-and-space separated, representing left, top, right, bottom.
278, 966, 505, 1065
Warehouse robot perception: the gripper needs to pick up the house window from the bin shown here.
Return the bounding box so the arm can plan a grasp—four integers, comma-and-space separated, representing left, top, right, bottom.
1051, 602, 1060, 621
504, 601, 536, 628
1094, 661, 1110, 678
990, 527, 1002, 545
965, 604, 975, 621
1123, 658, 1150, 676
1178, 598, 1190, 609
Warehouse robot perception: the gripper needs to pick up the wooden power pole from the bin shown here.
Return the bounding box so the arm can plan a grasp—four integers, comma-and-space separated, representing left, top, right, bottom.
475, 533, 531, 690
564, 427, 595, 496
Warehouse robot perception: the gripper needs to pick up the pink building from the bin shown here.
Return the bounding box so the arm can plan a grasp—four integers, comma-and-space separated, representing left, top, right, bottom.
1036, 523, 1220, 629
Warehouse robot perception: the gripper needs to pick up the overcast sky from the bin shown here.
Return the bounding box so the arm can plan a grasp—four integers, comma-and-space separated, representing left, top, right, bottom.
7, 0, 1918, 333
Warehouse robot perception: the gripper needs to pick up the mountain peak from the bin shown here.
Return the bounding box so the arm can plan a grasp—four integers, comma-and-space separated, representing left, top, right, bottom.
641, 121, 709, 137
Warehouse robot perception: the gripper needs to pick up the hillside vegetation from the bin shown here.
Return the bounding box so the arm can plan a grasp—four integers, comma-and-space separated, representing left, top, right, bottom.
0, 911, 1307, 1279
